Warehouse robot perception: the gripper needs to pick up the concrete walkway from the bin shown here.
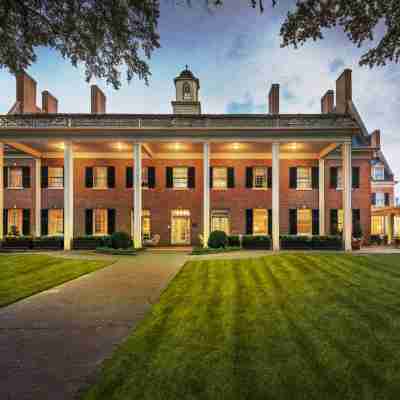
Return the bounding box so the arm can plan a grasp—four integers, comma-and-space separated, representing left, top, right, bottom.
0, 252, 187, 400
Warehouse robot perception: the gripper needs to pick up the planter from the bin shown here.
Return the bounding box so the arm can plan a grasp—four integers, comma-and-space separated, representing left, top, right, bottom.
351, 238, 362, 251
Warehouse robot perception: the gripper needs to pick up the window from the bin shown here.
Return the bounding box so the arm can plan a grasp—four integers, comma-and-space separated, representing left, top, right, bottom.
173, 167, 188, 189
142, 167, 149, 188
394, 216, 400, 237
48, 167, 63, 188
211, 210, 230, 235
8, 167, 23, 189
93, 209, 108, 235
372, 165, 385, 181
371, 216, 385, 235
142, 210, 151, 240
183, 83, 192, 100
48, 209, 63, 235
375, 192, 385, 207
253, 167, 267, 188
338, 209, 344, 233
297, 209, 312, 235
336, 167, 343, 190
213, 167, 227, 189
253, 209, 267, 235
93, 167, 108, 189
7, 209, 22, 235
297, 167, 312, 190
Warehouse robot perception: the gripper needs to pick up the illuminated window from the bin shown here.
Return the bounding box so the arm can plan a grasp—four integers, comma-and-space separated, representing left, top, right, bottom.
142, 167, 149, 188
338, 209, 344, 233
253, 167, 267, 188
93, 209, 108, 235
213, 167, 227, 189
7, 209, 22, 235
337, 167, 343, 190
142, 210, 151, 240
297, 209, 312, 235
93, 167, 108, 189
375, 192, 385, 207
297, 167, 312, 190
372, 165, 385, 181
394, 216, 400, 237
371, 216, 385, 235
253, 209, 267, 235
48, 167, 64, 188
8, 167, 23, 188
211, 210, 230, 235
48, 209, 63, 235
173, 167, 188, 188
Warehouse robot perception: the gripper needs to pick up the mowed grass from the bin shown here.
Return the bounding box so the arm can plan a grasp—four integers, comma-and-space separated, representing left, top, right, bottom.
0, 254, 112, 307
82, 253, 400, 400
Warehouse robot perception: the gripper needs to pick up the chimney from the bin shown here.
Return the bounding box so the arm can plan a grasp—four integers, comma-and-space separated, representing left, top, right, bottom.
335, 69, 352, 114
16, 71, 38, 113
268, 84, 280, 114
91, 85, 106, 114
42, 91, 58, 113
321, 90, 334, 113
370, 129, 381, 149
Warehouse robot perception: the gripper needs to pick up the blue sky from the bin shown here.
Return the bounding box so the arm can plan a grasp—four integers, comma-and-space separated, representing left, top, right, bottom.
0, 0, 399, 195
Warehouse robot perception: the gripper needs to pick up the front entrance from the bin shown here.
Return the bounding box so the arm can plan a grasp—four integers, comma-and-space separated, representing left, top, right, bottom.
171, 209, 191, 245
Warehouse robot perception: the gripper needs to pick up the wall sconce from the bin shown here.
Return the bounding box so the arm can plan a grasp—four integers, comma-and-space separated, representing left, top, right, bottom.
232, 143, 240, 150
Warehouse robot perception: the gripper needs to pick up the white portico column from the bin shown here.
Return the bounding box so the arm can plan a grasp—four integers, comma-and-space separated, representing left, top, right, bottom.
203, 142, 210, 247
318, 158, 326, 235
272, 142, 280, 251
133, 143, 142, 248
34, 158, 41, 237
0, 143, 4, 240
64, 141, 74, 250
342, 142, 352, 251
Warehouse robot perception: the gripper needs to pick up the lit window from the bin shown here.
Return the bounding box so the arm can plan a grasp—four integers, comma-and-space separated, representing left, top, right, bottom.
297, 167, 312, 190
375, 193, 385, 207
93, 167, 108, 189
213, 167, 227, 189
253, 167, 267, 188
142, 167, 149, 188
297, 209, 312, 235
7, 209, 22, 235
8, 167, 23, 188
253, 209, 267, 235
338, 209, 344, 233
48, 209, 64, 235
173, 167, 188, 189
371, 216, 385, 235
48, 167, 63, 188
93, 209, 108, 235
142, 210, 151, 240
211, 210, 230, 235
372, 166, 385, 181
394, 216, 400, 237
337, 167, 343, 190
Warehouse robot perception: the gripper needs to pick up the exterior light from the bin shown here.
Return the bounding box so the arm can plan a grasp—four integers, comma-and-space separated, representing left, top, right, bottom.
174, 143, 180, 150
232, 143, 240, 150
289, 143, 298, 150
57, 142, 65, 150
116, 142, 123, 150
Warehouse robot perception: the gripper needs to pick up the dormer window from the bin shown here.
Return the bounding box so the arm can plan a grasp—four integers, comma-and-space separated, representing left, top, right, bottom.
372, 165, 385, 181
183, 83, 192, 100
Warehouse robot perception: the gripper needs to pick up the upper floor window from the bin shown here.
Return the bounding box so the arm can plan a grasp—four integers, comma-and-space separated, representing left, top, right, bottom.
253, 167, 267, 188
183, 83, 192, 100
297, 167, 312, 190
94, 167, 108, 189
48, 167, 64, 188
212, 167, 227, 189
85, 166, 115, 189
290, 167, 318, 190
372, 165, 385, 181
375, 192, 386, 207
8, 167, 23, 189
173, 167, 188, 188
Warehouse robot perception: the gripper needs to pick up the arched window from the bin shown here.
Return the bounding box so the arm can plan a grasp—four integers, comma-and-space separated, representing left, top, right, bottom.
183, 82, 192, 100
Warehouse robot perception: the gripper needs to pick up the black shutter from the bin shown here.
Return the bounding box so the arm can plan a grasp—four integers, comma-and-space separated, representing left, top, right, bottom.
85, 209, 93, 235
352, 167, 360, 189
352, 209, 361, 236
312, 209, 319, 235
61, 167, 64, 187
85, 167, 93, 188
371, 193, 376, 206
41, 209, 48, 236
289, 167, 297, 189
385, 193, 390, 206
3, 167, 8, 188
330, 167, 338, 189
267, 167, 272, 188
188, 167, 195, 188
41, 166, 48, 188
22, 167, 30, 188
126, 167, 133, 188
268, 209, 272, 236
210, 167, 214, 188
289, 209, 297, 235
245, 167, 253, 188
330, 209, 338, 235
107, 209, 116, 234
3, 209, 8, 236
312, 167, 319, 189
227, 167, 235, 188
166, 167, 173, 188
107, 166, 115, 188
148, 167, 156, 188
22, 209, 30, 236
246, 209, 253, 234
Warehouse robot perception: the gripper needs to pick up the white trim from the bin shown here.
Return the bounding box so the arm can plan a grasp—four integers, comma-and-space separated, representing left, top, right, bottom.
6, 142, 42, 158
319, 159, 325, 235
203, 143, 210, 247
272, 143, 280, 251
371, 181, 396, 188
0, 144, 3, 240
133, 143, 142, 248
64, 142, 74, 250
35, 158, 41, 237
342, 143, 352, 251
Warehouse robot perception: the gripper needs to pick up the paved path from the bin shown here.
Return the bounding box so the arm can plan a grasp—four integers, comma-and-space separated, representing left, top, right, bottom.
0, 252, 187, 400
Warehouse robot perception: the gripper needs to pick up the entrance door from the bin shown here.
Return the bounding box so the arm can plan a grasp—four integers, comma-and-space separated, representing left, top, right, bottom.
171, 210, 191, 245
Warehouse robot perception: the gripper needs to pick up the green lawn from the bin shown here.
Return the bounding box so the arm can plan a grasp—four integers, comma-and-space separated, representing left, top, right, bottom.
82, 253, 400, 400
0, 254, 112, 307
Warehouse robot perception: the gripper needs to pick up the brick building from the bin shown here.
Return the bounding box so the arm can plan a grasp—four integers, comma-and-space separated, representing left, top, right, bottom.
0, 67, 397, 250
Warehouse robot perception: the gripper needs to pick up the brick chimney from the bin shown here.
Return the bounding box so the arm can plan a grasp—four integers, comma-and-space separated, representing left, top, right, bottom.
370, 129, 381, 149
16, 71, 39, 113
42, 91, 58, 113
321, 90, 334, 113
91, 85, 106, 114
268, 84, 280, 114
336, 69, 352, 114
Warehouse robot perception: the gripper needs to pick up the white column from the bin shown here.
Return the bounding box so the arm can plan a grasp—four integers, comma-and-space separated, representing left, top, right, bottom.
318, 158, 325, 235
0, 143, 3, 240
133, 143, 142, 248
203, 142, 210, 247
34, 158, 41, 237
64, 141, 74, 250
272, 142, 280, 251
342, 142, 352, 251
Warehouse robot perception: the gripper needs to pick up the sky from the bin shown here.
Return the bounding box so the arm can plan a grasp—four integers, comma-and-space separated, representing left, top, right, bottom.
0, 0, 399, 196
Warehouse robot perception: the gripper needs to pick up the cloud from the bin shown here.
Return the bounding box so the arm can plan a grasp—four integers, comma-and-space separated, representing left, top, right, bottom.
329, 57, 345, 73
226, 92, 265, 113
226, 34, 253, 60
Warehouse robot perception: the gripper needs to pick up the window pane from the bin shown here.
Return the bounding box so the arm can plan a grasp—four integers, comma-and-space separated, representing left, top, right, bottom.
338, 209, 344, 233
142, 210, 151, 240
337, 167, 343, 189
371, 216, 385, 235
9, 167, 22, 188
253, 167, 267, 188
7, 209, 22, 235
297, 167, 311, 190
213, 167, 227, 189
94, 209, 107, 234
173, 167, 188, 188
375, 193, 385, 207
253, 209, 267, 235
211, 210, 230, 234
94, 167, 108, 189
48, 167, 64, 188
297, 209, 312, 235
373, 166, 384, 180
142, 167, 148, 188
49, 209, 64, 235
394, 216, 400, 237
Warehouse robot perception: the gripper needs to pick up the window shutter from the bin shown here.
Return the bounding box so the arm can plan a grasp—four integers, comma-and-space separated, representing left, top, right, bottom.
3, 167, 8, 188
107, 209, 116, 234
385, 193, 390, 206
188, 167, 195, 188
107, 166, 115, 188
227, 167, 235, 188
62, 167, 64, 187
352, 167, 360, 189
312, 209, 319, 235
330, 209, 338, 235
246, 209, 253, 234
352, 209, 360, 236
267, 167, 273, 189
41, 166, 48, 188
3, 209, 8, 236
85, 167, 93, 188
22, 167, 30, 188
166, 167, 173, 188
289, 209, 297, 235
289, 167, 297, 189
126, 167, 133, 188
330, 167, 338, 189
22, 209, 30, 235
41, 209, 48, 236
245, 167, 253, 188
148, 167, 156, 188
312, 167, 319, 189
85, 209, 93, 235
371, 193, 376, 206
210, 167, 213, 188
268, 209, 272, 236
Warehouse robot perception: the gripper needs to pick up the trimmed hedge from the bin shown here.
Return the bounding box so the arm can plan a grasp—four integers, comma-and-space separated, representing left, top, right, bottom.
241, 235, 271, 250
227, 235, 241, 247
111, 232, 132, 249
32, 236, 64, 250
280, 235, 342, 250
1, 236, 33, 250
208, 230, 228, 249
72, 236, 111, 250
191, 246, 241, 255
369, 235, 388, 246
95, 247, 136, 255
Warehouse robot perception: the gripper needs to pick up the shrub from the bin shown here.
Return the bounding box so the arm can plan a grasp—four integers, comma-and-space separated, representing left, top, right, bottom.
227, 235, 241, 247
242, 235, 271, 249
111, 231, 132, 249
208, 230, 228, 249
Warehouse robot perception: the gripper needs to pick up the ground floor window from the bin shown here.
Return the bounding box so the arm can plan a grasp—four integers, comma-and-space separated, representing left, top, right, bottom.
297, 209, 312, 235
171, 209, 191, 244
94, 209, 108, 235
211, 210, 230, 235
142, 210, 151, 240
371, 216, 385, 235
7, 209, 23, 235
394, 216, 400, 237
48, 209, 64, 235
253, 209, 267, 235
